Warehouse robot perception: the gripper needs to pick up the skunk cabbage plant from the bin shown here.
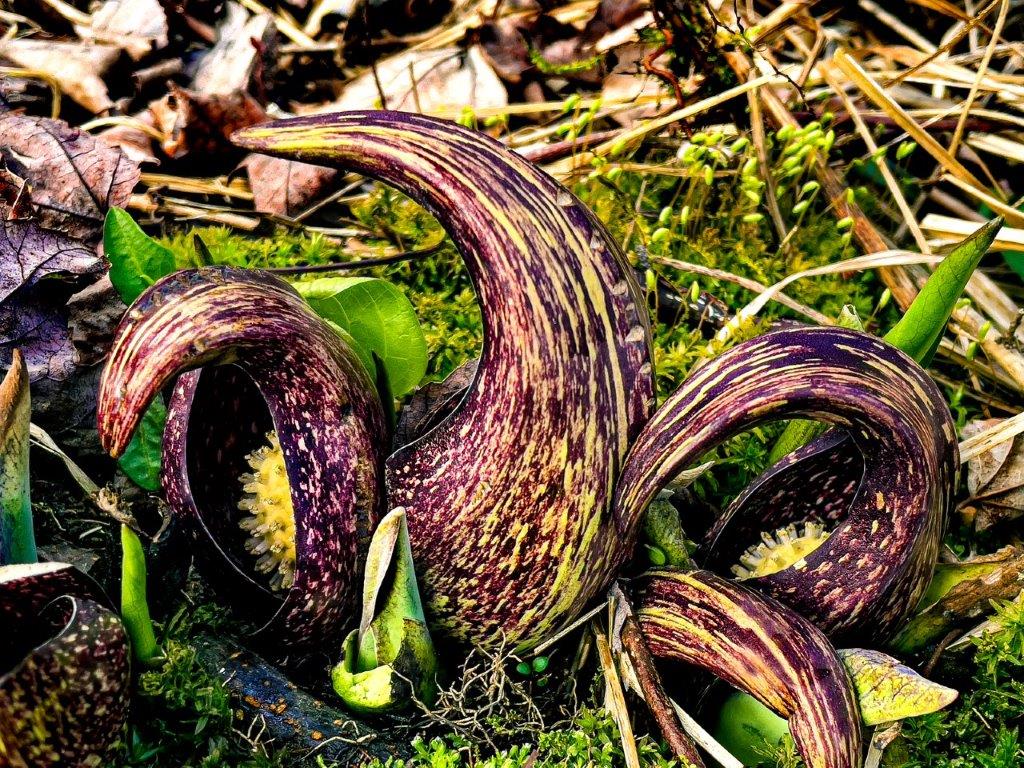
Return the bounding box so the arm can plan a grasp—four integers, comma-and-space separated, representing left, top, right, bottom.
617, 327, 957, 638
0, 563, 130, 766
0, 353, 131, 766
97, 111, 960, 768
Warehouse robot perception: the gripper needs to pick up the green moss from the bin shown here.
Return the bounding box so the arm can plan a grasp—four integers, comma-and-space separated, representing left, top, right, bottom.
363, 709, 681, 768
573, 124, 876, 505
887, 597, 1024, 768
114, 603, 291, 767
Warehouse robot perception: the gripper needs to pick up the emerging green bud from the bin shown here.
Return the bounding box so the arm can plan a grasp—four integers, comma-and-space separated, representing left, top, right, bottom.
332, 508, 439, 713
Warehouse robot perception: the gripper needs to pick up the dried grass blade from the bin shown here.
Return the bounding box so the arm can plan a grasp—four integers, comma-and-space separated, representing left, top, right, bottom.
939, 173, 1024, 227
716, 251, 943, 343
921, 214, 1024, 250
831, 49, 990, 193
959, 410, 1024, 462
594, 625, 641, 768
823, 67, 930, 252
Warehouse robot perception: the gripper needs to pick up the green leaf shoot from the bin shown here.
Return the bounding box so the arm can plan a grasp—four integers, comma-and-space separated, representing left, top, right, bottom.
121, 524, 161, 666
332, 508, 438, 713
885, 217, 1003, 366
104, 208, 178, 304
0, 351, 34, 565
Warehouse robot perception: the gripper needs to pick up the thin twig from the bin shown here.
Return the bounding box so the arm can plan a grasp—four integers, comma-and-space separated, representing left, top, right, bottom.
621, 617, 705, 767
29, 424, 139, 531
533, 600, 609, 655
264, 242, 446, 274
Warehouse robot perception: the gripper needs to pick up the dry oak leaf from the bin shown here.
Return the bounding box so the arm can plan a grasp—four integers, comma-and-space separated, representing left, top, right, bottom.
0, 115, 137, 454
0, 112, 140, 242
240, 153, 338, 218
395, 358, 478, 448
0, 218, 98, 305
477, 18, 532, 84
961, 418, 1024, 530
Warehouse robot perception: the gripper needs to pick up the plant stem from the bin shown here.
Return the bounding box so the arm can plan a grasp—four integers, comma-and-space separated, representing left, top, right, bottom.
121, 524, 161, 666
266, 242, 444, 274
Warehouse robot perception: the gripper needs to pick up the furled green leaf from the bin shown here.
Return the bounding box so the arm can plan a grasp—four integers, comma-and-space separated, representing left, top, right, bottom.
296, 277, 428, 397
838, 648, 957, 726
121, 524, 161, 666
332, 507, 438, 713
118, 396, 167, 491
892, 546, 1024, 653
884, 217, 1002, 365
103, 208, 178, 303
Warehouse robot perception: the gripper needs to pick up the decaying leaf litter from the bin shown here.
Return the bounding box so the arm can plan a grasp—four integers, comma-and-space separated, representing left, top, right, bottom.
3, 0, 1024, 766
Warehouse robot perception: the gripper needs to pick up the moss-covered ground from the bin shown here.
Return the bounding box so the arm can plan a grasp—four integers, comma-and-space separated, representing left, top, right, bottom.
115, 124, 1023, 768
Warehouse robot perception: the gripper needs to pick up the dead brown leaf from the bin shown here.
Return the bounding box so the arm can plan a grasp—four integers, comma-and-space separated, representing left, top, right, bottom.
341, 0, 453, 65
0, 112, 140, 241
67, 274, 127, 366
395, 359, 478, 448
477, 18, 532, 84
240, 153, 338, 218
323, 46, 506, 114
76, 0, 169, 60
583, 0, 647, 38
153, 84, 267, 159
192, 2, 277, 96
960, 418, 1024, 530
0, 114, 137, 456
98, 112, 161, 166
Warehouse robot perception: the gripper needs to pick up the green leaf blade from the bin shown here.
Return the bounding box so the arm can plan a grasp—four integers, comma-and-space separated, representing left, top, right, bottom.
121, 524, 160, 666
296, 276, 428, 397
118, 396, 167, 492
885, 217, 1003, 365
104, 208, 178, 303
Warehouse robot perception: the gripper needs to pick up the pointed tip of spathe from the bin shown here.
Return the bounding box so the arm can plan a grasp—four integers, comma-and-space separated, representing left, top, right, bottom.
231, 111, 408, 157
231, 114, 345, 155
230, 121, 274, 151
2, 348, 28, 391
